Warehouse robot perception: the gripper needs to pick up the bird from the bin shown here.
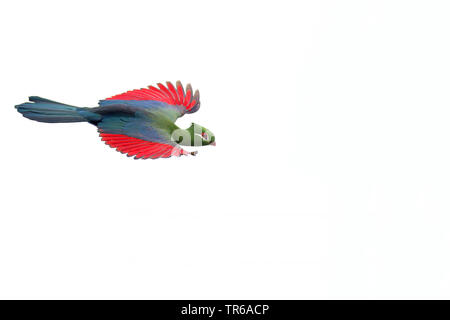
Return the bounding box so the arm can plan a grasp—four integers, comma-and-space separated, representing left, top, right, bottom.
15, 81, 216, 159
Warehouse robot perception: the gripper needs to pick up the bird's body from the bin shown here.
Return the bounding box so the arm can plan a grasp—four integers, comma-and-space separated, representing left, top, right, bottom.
15, 81, 215, 159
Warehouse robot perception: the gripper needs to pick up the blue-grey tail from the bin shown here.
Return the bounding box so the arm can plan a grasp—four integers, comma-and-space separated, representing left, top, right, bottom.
15, 96, 100, 123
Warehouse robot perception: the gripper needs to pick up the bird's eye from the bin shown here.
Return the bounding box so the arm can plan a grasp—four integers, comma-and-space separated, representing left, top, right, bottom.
202, 132, 209, 140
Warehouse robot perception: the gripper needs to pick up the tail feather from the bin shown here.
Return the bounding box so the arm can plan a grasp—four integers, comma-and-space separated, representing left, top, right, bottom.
16, 96, 100, 123
28, 96, 78, 107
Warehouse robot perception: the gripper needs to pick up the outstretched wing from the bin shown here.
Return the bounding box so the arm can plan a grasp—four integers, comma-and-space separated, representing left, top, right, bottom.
100, 133, 190, 159
94, 81, 201, 159
100, 81, 201, 119
97, 114, 193, 160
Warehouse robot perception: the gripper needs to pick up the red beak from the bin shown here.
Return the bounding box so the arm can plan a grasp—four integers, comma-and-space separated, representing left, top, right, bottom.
211, 141, 216, 146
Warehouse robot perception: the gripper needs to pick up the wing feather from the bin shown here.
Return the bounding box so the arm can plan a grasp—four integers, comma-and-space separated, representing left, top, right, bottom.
100, 132, 190, 159
103, 81, 200, 114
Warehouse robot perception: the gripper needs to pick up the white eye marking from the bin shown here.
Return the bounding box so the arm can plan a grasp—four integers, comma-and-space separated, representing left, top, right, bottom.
202, 132, 209, 140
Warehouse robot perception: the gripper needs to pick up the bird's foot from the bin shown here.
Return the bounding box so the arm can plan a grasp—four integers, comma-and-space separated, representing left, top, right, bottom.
190, 151, 198, 156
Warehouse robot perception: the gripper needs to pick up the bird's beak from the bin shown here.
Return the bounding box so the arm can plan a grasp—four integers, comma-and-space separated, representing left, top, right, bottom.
210, 141, 216, 146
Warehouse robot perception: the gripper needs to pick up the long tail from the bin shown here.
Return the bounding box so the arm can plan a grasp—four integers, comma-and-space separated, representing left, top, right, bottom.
15, 96, 100, 123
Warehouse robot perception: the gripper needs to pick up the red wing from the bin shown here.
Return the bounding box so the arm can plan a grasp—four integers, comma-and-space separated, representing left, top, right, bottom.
100, 133, 193, 159
104, 81, 200, 113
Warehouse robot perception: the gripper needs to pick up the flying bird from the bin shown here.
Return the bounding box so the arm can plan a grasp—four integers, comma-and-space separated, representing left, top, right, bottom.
15, 81, 215, 159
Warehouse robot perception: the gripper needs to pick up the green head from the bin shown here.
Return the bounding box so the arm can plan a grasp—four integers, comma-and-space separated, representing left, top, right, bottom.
172, 123, 216, 147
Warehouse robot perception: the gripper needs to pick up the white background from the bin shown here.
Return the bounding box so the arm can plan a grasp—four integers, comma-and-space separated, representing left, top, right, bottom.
1, 0, 450, 299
